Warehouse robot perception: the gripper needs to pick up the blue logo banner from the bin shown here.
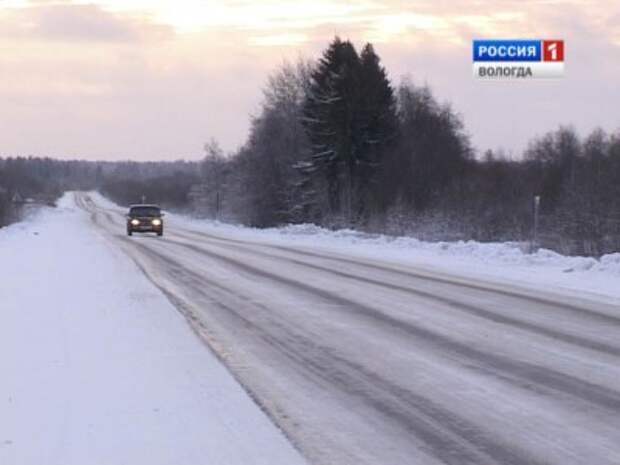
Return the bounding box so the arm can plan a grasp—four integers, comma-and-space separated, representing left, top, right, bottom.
473, 40, 541, 62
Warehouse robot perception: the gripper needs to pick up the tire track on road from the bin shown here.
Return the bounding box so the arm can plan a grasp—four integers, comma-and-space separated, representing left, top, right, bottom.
74, 192, 620, 465
113, 227, 620, 415
115, 238, 549, 465
177, 227, 620, 326
168, 231, 620, 358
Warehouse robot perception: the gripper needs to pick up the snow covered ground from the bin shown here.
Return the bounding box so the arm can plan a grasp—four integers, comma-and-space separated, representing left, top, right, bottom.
0, 196, 306, 465
91, 191, 620, 305
81, 191, 620, 465
180, 222, 620, 300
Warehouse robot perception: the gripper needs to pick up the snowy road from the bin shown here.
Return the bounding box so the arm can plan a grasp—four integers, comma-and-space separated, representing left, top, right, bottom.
75, 192, 620, 465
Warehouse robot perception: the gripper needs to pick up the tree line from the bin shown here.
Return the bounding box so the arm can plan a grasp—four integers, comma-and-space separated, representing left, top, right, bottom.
97, 160, 200, 210
194, 38, 471, 229
192, 37, 619, 256
2, 37, 619, 256
0, 157, 99, 226
0, 158, 199, 226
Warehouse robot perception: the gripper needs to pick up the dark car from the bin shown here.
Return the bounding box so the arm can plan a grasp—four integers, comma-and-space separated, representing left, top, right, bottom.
127, 204, 164, 236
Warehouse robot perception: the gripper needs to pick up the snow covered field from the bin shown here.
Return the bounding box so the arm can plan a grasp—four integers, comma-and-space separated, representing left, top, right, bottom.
0, 196, 306, 465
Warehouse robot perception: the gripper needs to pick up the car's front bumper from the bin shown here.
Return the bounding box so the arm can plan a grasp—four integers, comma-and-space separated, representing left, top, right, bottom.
127, 220, 163, 232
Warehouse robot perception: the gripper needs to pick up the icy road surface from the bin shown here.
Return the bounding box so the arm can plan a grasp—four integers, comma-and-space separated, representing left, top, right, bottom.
73, 193, 620, 464
0, 195, 306, 465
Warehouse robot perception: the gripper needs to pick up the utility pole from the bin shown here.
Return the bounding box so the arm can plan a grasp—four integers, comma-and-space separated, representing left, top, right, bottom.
533, 195, 541, 251
141, 194, 146, 204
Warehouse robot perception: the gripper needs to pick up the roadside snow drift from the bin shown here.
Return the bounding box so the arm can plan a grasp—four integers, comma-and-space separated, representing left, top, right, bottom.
89, 191, 620, 304
0, 195, 306, 465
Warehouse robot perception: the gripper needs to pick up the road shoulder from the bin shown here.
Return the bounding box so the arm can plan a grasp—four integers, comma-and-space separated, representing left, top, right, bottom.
0, 194, 306, 465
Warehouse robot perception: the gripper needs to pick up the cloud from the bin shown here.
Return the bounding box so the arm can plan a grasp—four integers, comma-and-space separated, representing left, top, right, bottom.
0, 0, 618, 160
0, 2, 172, 42
249, 33, 310, 47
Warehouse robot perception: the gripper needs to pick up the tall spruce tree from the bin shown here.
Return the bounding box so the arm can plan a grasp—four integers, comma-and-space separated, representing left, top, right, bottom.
302, 37, 361, 223
356, 43, 398, 219
302, 37, 396, 225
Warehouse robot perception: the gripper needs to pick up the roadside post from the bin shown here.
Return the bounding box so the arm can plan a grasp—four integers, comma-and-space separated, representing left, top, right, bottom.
533, 195, 541, 251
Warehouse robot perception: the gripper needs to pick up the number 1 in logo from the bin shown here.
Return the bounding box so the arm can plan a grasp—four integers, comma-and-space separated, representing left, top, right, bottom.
543, 40, 564, 62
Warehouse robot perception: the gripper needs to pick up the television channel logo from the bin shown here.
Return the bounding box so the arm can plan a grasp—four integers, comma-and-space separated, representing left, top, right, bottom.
473, 40, 564, 80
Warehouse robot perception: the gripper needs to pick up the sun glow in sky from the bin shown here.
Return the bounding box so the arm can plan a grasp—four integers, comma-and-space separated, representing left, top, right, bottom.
0, 0, 618, 159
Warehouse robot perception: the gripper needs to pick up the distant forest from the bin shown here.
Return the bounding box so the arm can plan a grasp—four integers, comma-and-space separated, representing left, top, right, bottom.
1, 37, 619, 256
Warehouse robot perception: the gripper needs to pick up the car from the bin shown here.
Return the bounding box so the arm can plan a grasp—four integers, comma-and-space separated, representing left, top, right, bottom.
126, 204, 164, 236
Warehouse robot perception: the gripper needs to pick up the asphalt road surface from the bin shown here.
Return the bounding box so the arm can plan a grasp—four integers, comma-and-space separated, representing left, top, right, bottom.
75, 192, 620, 465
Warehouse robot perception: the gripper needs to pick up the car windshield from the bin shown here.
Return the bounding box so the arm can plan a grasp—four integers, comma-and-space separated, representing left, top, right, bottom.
129, 206, 160, 217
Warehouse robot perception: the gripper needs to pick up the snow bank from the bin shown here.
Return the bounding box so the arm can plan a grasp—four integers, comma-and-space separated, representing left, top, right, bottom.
89, 191, 620, 303
173, 220, 620, 305
175, 220, 620, 275
0, 193, 306, 465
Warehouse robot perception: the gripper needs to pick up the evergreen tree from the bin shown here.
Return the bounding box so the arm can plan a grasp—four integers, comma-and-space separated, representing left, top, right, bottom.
302, 37, 362, 224
356, 43, 398, 219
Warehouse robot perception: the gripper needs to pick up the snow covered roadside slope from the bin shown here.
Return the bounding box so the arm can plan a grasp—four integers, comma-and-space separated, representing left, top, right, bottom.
0, 194, 306, 465
98, 191, 620, 305
173, 228, 620, 306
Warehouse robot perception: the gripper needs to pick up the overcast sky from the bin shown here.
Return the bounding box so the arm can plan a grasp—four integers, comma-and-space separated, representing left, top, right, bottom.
0, 0, 618, 160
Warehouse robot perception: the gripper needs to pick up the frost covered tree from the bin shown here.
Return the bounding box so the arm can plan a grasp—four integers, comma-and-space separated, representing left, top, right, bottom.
210, 61, 312, 227
193, 139, 227, 219
302, 37, 361, 224
380, 80, 471, 213
356, 44, 398, 220
302, 37, 397, 226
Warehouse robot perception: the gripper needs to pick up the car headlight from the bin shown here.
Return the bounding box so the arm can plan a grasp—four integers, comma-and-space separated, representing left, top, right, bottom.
152, 219, 162, 226
131, 219, 140, 226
